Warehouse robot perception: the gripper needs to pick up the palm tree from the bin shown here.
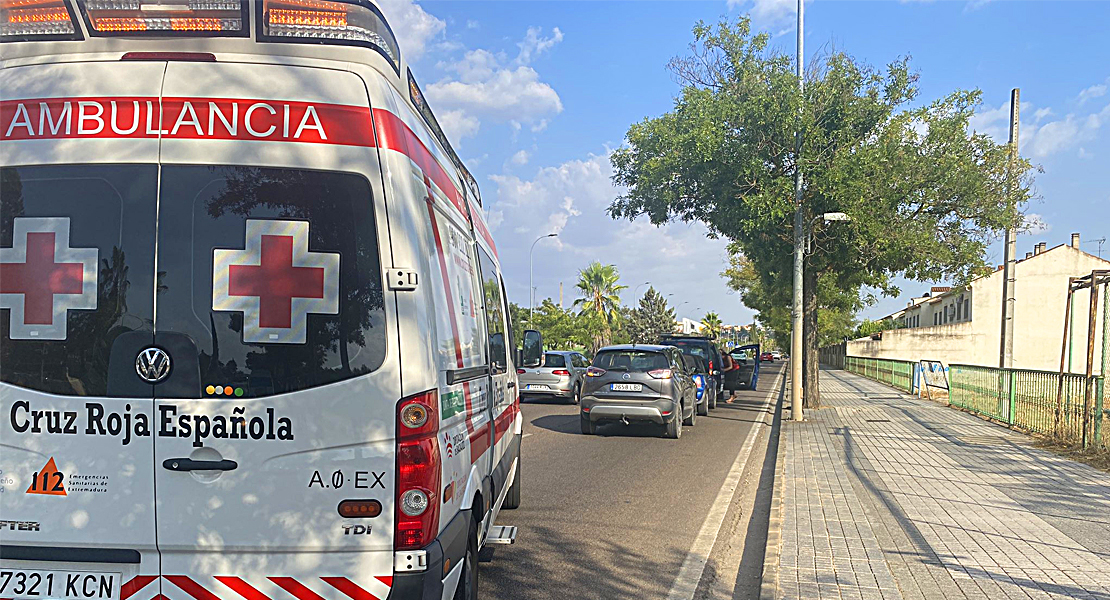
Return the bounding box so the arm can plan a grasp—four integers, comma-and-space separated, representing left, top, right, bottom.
700, 312, 723, 338
572, 262, 627, 351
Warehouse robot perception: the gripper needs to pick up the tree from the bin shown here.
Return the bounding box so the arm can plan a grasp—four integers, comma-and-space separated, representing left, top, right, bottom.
700, 312, 723, 338
627, 287, 678, 343
609, 17, 1033, 407
572, 261, 628, 352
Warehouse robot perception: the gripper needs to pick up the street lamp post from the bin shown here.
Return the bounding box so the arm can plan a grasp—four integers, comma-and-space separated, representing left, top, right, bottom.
790, 0, 806, 423
530, 233, 558, 324
633, 281, 651, 301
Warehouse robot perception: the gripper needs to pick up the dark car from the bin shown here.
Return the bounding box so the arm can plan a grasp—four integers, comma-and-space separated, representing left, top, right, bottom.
658, 334, 724, 412
580, 344, 698, 439
724, 345, 760, 393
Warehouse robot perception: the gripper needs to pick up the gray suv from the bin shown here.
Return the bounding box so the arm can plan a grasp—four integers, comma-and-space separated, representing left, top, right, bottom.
580, 344, 698, 439
518, 350, 590, 404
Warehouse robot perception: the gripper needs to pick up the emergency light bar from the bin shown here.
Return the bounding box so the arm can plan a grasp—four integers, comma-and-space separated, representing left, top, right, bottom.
258, 0, 399, 72
78, 0, 247, 36
1, 0, 81, 41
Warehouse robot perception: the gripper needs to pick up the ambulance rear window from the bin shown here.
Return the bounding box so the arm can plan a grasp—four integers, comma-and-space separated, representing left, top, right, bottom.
1, 164, 158, 397
154, 166, 387, 398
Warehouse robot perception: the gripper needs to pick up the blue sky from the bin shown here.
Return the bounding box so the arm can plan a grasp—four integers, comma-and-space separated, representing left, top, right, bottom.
379, 0, 1110, 327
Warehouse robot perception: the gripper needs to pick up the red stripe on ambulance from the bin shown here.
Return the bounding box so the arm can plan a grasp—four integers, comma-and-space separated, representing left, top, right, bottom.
320, 578, 382, 600
0, 97, 374, 147
268, 578, 326, 600
121, 576, 158, 600
215, 577, 272, 600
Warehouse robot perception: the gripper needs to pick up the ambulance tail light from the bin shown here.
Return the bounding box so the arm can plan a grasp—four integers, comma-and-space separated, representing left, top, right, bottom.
77, 0, 247, 36
1, 0, 81, 41
395, 389, 441, 551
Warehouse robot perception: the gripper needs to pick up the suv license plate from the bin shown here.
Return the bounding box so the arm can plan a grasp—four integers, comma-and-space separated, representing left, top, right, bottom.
525, 384, 548, 390
0, 570, 120, 600
611, 383, 642, 391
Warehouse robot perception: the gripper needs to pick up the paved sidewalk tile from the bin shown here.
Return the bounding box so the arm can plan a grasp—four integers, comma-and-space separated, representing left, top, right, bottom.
775, 369, 1110, 600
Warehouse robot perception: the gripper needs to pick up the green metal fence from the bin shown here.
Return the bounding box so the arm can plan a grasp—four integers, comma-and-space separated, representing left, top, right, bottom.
949, 363, 1106, 449
844, 356, 915, 394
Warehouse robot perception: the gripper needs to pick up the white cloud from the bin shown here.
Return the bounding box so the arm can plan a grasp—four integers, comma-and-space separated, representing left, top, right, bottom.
516, 26, 564, 65
1078, 83, 1107, 104
728, 0, 799, 24
487, 153, 750, 323
971, 92, 1110, 159
1021, 213, 1052, 235
375, 0, 446, 61
466, 19, 479, 30
438, 109, 480, 143
424, 27, 564, 138
509, 150, 530, 166
427, 64, 563, 125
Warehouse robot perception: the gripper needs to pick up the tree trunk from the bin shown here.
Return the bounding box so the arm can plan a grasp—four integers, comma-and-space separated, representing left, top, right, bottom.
803, 266, 820, 409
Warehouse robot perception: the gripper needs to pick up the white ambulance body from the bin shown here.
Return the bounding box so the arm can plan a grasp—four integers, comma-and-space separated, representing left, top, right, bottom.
0, 2, 526, 599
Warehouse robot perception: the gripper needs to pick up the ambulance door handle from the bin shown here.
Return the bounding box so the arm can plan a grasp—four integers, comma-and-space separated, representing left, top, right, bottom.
507, 382, 516, 389
162, 458, 238, 472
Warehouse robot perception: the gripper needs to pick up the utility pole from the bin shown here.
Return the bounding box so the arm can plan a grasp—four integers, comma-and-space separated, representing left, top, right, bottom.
559, 281, 563, 308
790, 0, 805, 422
999, 89, 1019, 369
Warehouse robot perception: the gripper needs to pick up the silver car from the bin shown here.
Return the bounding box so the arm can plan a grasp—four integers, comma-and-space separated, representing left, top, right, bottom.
517, 350, 590, 404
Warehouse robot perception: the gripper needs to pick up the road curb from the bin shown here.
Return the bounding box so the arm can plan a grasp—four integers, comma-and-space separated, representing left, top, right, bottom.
758, 379, 787, 600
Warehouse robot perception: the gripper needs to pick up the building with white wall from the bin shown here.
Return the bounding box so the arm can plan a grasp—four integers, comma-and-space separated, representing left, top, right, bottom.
849, 234, 1108, 374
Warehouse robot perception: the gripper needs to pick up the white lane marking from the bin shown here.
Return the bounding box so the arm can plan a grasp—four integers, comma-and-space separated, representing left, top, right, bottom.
522, 433, 533, 438
666, 367, 784, 600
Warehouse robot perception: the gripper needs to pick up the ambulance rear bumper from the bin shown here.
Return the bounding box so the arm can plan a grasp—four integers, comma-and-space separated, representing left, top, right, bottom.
387, 508, 471, 600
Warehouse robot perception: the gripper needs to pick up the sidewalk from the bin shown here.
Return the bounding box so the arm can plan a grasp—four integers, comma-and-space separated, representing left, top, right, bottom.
769, 368, 1110, 600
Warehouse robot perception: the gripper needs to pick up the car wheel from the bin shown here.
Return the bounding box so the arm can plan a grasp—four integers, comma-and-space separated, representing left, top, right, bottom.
664, 410, 682, 439
571, 384, 581, 405
580, 413, 595, 435
453, 516, 479, 600
708, 386, 717, 410
684, 399, 697, 426
698, 389, 711, 416
503, 454, 521, 510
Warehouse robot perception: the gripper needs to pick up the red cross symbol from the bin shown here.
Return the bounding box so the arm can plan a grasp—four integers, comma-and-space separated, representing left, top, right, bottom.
212, 220, 339, 344
1, 217, 98, 340
229, 235, 326, 329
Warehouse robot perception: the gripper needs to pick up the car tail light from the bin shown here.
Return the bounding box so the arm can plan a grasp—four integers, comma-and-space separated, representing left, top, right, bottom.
395, 389, 440, 551
516, 369, 526, 375
552, 369, 570, 376
586, 366, 606, 377
78, 0, 247, 36
258, 0, 399, 67
1, 0, 81, 41
648, 368, 673, 380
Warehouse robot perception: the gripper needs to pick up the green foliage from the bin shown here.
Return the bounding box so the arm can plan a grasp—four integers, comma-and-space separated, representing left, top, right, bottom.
626, 287, 678, 343
573, 261, 628, 351
700, 312, 723, 338
611, 16, 1034, 347
853, 318, 900, 339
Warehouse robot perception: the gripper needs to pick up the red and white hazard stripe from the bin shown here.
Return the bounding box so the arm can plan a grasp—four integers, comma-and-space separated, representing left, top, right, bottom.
116, 575, 392, 600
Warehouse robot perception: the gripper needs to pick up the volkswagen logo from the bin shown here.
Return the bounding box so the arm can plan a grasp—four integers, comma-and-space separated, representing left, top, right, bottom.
622, 373, 631, 381
135, 347, 171, 383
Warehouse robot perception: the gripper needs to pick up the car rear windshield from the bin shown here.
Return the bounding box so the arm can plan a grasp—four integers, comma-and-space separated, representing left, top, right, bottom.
543, 353, 566, 368
668, 339, 710, 359
593, 350, 669, 372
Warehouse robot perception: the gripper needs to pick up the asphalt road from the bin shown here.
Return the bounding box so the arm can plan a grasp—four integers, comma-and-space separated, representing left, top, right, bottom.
480, 362, 785, 600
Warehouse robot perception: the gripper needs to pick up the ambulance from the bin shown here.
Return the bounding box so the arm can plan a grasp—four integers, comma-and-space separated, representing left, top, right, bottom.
0, 1, 535, 599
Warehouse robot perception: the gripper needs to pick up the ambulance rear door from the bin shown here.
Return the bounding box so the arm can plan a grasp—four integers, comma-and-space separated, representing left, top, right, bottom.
148, 62, 401, 600
1, 61, 166, 600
